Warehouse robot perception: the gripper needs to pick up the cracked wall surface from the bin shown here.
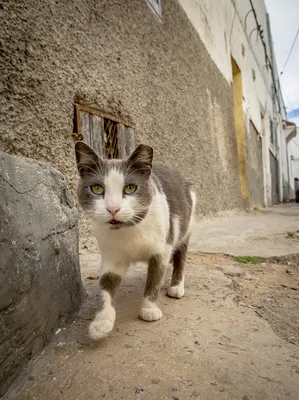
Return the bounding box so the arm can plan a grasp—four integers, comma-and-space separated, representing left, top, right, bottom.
0, 151, 84, 397
0, 0, 245, 223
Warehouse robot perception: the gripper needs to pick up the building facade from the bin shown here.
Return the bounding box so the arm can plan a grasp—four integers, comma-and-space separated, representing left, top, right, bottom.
179, 0, 297, 206
0, 0, 296, 224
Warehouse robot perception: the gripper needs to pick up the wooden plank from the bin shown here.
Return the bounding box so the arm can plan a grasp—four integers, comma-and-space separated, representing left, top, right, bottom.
75, 104, 82, 134
126, 127, 136, 156
90, 115, 104, 157
75, 104, 134, 127
117, 124, 127, 159
80, 111, 91, 146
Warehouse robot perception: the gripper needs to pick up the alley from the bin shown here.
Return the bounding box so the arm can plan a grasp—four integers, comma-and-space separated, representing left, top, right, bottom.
5, 205, 299, 400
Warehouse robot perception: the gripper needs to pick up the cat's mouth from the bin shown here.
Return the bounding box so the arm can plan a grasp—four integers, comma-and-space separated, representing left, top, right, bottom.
108, 219, 123, 227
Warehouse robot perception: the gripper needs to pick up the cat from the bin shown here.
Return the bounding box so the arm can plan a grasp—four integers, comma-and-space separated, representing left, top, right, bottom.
75, 141, 196, 340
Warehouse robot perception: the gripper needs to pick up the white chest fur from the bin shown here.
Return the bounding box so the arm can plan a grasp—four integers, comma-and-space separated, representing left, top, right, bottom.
93, 191, 170, 265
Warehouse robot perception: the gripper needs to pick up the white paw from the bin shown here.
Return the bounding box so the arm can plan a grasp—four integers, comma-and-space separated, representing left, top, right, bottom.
167, 284, 185, 299
140, 306, 162, 321
88, 306, 116, 340
88, 319, 114, 340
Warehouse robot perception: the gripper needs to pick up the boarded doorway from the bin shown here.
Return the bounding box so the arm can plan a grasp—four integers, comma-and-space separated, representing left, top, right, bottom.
73, 104, 135, 159
232, 58, 249, 201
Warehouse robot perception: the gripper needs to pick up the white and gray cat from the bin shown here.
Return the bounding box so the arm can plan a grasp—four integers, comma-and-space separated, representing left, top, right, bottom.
75, 142, 196, 340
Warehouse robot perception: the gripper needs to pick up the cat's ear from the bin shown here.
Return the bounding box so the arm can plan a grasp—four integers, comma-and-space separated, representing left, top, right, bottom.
127, 144, 153, 178
75, 141, 102, 177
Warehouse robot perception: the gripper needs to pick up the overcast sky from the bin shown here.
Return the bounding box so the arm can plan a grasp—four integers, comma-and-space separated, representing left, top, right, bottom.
265, 0, 299, 123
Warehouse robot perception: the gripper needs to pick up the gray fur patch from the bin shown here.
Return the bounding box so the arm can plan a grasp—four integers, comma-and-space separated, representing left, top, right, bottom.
100, 272, 122, 297
144, 254, 165, 302
97, 272, 122, 311
170, 238, 189, 287
151, 164, 193, 245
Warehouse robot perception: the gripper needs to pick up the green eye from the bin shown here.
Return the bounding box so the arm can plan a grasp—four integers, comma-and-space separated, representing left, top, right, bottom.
91, 185, 104, 195
124, 184, 137, 194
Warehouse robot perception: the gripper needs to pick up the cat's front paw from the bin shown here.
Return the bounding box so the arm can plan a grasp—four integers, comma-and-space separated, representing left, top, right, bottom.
167, 284, 185, 299
140, 306, 162, 322
88, 318, 114, 340
88, 306, 116, 340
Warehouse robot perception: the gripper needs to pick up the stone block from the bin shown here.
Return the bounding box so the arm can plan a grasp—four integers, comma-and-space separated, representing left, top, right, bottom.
0, 151, 83, 396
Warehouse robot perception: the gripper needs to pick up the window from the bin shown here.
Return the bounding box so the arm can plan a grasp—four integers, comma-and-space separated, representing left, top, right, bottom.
73, 104, 135, 159
146, 0, 162, 20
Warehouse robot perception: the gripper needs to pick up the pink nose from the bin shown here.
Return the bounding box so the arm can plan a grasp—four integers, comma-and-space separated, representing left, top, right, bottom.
106, 207, 120, 217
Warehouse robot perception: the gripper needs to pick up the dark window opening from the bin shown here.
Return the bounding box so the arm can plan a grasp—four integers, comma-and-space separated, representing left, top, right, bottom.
104, 118, 119, 159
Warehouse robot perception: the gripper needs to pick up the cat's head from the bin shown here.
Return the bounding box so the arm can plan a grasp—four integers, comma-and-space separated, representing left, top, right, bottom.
75, 142, 154, 229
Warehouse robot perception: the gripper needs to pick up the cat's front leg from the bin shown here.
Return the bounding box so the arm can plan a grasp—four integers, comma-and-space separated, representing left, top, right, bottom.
140, 252, 170, 322
88, 262, 127, 340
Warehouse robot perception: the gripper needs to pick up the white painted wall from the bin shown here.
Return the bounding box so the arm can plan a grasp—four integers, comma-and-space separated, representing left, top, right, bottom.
178, 0, 289, 206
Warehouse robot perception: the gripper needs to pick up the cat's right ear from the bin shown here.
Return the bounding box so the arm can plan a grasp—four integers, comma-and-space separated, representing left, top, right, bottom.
75, 141, 102, 177
127, 144, 153, 178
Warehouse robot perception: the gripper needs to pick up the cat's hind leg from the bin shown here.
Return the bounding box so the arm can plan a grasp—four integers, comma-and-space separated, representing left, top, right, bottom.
89, 263, 127, 340
167, 238, 189, 299
140, 248, 171, 322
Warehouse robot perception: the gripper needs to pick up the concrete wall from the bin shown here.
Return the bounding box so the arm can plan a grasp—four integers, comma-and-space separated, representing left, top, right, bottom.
178, 0, 284, 206
0, 0, 245, 220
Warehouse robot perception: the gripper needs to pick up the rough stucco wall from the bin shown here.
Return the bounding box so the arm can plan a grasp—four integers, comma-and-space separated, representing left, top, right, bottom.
0, 0, 244, 221
246, 121, 264, 207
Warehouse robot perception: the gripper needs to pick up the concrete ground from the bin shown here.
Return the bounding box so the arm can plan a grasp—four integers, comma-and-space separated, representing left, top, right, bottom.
190, 203, 299, 257
3, 205, 299, 400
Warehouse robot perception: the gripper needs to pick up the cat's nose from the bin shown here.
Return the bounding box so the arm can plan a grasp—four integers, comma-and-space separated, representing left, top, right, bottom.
106, 206, 120, 217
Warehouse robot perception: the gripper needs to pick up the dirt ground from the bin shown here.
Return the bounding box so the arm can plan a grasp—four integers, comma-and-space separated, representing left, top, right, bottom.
3, 205, 299, 400
5, 251, 299, 399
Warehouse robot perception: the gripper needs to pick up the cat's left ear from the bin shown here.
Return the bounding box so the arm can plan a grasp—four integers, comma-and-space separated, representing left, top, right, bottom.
127, 144, 153, 178
75, 141, 103, 177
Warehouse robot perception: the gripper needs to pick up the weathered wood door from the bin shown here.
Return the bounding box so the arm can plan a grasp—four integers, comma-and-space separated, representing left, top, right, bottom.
74, 104, 135, 159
